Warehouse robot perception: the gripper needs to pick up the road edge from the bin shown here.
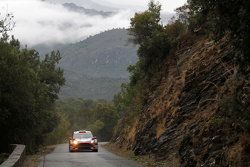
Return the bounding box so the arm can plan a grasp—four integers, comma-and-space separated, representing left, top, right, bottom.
102, 143, 166, 167
21, 145, 55, 167
0, 144, 26, 167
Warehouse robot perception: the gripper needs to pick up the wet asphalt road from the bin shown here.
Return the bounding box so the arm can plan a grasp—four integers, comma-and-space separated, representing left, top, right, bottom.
39, 143, 141, 167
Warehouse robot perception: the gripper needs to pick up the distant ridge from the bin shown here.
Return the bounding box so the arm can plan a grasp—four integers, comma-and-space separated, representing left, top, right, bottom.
63, 3, 114, 17
46, 0, 116, 11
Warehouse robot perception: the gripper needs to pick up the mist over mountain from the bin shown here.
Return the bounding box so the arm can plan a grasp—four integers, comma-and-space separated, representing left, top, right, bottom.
46, 0, 116, 11
63, 3, 114, 17
33, 43, 65, 57
10, 0, 176, 100
1, 0, 176, 46
1, 0, 131, 46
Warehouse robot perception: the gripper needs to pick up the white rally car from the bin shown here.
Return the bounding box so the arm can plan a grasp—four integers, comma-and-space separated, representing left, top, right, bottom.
69, 130, 98, 152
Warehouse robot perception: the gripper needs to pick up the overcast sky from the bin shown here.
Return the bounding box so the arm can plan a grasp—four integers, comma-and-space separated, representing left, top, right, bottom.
0, 0, 187, 46
96, 0, 187, 12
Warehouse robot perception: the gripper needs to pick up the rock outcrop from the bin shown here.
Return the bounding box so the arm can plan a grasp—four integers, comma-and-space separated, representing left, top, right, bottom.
113, 36, 250, 166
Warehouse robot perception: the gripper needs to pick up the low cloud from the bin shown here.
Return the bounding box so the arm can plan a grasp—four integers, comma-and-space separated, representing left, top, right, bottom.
0, 0, 133, 46
0, 0, 182, 46
95, 0, 187, 13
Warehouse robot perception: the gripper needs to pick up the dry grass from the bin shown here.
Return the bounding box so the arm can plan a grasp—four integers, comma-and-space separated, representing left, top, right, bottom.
127, 119, 139, 145
156, 119, 166, 139
21, 145, 55, 167
226, 134, 250, 167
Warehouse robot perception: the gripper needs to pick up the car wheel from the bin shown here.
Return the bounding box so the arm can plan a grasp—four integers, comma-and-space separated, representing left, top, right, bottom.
93, 149, 98, 152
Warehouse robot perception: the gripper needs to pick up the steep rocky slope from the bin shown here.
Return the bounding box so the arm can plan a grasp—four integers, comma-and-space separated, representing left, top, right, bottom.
113, 36, 250, 166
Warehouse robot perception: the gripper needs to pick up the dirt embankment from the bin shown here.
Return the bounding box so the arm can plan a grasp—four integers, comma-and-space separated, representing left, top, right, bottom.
112, 36, 250, 167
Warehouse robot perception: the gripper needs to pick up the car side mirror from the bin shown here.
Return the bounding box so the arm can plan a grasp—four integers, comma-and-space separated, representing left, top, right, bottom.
92, 136, 97, 140
69, 137, 73, 140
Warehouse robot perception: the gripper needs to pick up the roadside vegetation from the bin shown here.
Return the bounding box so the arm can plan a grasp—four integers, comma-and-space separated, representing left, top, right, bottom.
113, 0, 250, 140
0, 15, 119, 160
0, 13, 65, 153
111, 0, 250, 165
113, 0, 189, 142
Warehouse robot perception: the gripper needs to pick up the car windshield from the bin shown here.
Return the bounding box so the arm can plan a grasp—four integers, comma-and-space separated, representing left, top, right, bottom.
73, 133, 93, 139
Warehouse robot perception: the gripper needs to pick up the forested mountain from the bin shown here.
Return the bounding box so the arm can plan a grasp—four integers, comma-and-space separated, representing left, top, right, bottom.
59, 29, 137, 78
61, 70, 127, 100
34, 29, 138, 100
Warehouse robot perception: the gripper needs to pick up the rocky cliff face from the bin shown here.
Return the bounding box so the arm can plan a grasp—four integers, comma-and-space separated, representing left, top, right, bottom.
113, 36, 250, 166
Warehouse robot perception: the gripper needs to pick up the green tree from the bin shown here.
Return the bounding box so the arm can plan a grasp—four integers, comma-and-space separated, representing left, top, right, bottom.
0, 17, 65, 151
112, 1, 189, 141
188, 0, 250, 70
54, 99, 118, 141
44, 112, 70, 145
130, 1, 170, 76
130, 1, 162, 45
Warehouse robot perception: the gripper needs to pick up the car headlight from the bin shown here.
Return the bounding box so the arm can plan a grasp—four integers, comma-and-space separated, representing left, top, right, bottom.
73, 140, 78, 145
91, 139, 97, 143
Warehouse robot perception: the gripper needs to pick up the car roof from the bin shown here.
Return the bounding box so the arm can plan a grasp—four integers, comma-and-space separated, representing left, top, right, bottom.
73, 130, 92, 134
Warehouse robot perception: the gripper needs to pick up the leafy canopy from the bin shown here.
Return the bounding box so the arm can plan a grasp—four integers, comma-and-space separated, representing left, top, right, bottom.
0, 14, 65, 152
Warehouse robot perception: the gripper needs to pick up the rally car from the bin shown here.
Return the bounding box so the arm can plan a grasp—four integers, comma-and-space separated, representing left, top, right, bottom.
69, 130, 98, 152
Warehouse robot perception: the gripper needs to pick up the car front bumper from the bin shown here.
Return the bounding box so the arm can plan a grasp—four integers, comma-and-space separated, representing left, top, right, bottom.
70, 142, 98, 151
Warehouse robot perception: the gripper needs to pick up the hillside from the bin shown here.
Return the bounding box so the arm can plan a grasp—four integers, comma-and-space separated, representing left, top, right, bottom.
34, 29, 138, 100
59, 29, 137, 78
110, 1, 250, 166
112, 36, 250, 166
61, 70, 127, 100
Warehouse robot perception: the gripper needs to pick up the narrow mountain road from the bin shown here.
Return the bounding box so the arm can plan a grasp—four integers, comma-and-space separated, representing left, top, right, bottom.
39, 143, 141, 167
